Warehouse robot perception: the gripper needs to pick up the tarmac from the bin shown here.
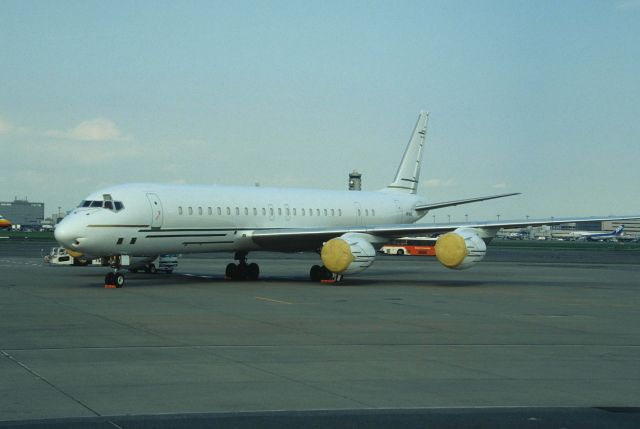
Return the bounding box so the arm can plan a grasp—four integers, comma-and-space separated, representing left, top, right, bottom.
1, 240, 639, 428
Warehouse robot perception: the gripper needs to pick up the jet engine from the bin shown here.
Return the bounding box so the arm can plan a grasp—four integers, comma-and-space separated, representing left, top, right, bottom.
435, 228, 487, 270
321, 233, 377, 275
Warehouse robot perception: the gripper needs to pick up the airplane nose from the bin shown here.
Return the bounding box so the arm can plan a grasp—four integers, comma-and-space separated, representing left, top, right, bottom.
54, 217, 82, 248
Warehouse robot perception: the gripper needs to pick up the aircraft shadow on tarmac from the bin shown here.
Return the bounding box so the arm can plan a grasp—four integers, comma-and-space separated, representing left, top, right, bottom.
68, 270, 500, 289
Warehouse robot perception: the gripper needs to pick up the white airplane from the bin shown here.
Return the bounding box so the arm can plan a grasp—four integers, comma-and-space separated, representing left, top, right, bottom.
54, 112, 638, 287
583, 225, 625, 241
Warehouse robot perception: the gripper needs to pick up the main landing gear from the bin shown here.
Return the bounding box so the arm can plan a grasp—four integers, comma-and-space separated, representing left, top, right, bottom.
225, 251, 260, 281
309, 265, 342, 283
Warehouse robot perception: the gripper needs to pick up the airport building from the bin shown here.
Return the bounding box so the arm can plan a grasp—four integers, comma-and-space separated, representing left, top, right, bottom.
0, 198, 45, 228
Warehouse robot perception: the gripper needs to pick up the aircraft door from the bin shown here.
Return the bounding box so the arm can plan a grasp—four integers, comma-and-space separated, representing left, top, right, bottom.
146, 193, 164, 229
353, 202, 362, 225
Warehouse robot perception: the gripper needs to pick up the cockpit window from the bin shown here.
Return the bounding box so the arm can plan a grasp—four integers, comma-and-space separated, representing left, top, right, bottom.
78, 200, 125, 212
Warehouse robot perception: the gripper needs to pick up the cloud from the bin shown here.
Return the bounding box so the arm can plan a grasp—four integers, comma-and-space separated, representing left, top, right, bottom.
47, 118, 129, 141
422, 178, 456, 188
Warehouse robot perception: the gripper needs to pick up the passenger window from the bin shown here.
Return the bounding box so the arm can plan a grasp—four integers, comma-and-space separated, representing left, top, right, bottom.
208, 207, 212, 215
244, 207, 249, 216
309, 209, 313, 216
253, 208, 258, 216
198, 207, 203, 215
188, 207, 193, 215
178, 206, 183, 215
365, 209, 369, 216
262, 208, 266, 216
338, 208, 342, 216
235, 207, 240, 215
293, 208, 296, 216
323, 209, 328, 216
226, 207, 231, 215
358, 209, 361, 216
278, 208, 282, 216
316, 209, 320, 216
331, 209, 334, 216
372, 209, 375, 216
269, 207, 274, 216
286, 208, 290, 216
217, 207, 222, 215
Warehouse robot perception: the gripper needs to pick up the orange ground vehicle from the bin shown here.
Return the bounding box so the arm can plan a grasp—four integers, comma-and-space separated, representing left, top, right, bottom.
380, 237, 437, 256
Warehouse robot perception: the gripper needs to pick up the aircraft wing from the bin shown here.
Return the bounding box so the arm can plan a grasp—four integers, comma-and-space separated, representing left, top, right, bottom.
414, 192, 521, 211
249, 215, 640, 251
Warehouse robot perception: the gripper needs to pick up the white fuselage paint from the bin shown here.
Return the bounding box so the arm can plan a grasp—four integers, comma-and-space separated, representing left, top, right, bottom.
55, 183, 427, 257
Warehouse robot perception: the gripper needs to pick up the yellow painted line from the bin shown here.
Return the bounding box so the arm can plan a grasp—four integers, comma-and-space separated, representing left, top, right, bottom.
254, 296, 294, 305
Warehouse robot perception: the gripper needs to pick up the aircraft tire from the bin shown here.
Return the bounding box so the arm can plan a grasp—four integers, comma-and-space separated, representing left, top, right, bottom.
149, 264, 157, 274
396, 249, 404, 255
311, 265, 333, 282
226, 263, 238, 280
247, 263, 259, 281
105, 272, 115, 286
115, 273, 125, 288
310, 265, 322, 282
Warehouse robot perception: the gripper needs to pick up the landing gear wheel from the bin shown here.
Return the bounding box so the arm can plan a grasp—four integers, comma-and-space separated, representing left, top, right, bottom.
310, 265, 333, 282
114, 272, 125, 288
396, 249, 404, 255
105, 272, 116, 285
247, 263, 259, 281
149, 264, 157, 274
226, 263, 238, 280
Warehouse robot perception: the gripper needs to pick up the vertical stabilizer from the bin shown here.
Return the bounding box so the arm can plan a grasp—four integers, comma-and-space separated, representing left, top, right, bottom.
385, 111, 429, 194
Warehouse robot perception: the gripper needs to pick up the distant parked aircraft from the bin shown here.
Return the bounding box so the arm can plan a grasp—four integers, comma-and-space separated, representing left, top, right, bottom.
584, 225, 625, 241
0, 215, 12, 230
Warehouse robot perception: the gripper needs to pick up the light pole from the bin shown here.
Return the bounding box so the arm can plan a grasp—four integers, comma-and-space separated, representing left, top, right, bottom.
497, 214, 501, 222
433, 215, 436, 224
447, 214, 451, 224
465, 214, 468, 223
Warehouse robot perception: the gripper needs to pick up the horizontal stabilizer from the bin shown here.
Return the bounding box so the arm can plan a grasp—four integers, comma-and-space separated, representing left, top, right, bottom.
415, 193, 521, 211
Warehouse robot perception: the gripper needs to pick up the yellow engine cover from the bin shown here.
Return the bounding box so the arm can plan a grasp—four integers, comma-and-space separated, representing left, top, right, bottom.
435, 232, 468, 269
321, 238, 355, 273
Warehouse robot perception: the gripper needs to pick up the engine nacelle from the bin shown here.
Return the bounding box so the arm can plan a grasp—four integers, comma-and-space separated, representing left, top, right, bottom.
435, 228, 487, 270
321, 233, 377, 275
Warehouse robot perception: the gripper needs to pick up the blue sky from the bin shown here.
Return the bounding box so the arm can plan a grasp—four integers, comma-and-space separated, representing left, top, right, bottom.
1, 0, 639, 221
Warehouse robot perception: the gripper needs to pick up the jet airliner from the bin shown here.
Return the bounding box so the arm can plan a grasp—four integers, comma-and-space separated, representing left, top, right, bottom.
54, 112, 638, 287
0, 215, 11, 230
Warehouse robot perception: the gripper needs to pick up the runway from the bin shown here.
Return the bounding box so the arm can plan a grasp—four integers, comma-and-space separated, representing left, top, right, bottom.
1, 241, 639, 427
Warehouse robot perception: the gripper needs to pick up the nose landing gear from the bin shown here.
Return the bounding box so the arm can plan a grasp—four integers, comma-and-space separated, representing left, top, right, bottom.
104, 256, 125, 288
225, 252, 260, 281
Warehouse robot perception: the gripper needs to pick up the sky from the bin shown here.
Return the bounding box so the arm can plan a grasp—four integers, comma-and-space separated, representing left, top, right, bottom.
1, 0, 639, 223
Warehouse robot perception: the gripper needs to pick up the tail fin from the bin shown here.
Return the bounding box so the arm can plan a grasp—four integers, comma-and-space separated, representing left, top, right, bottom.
385, 111, 429, 194
615, 225, 624, 235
